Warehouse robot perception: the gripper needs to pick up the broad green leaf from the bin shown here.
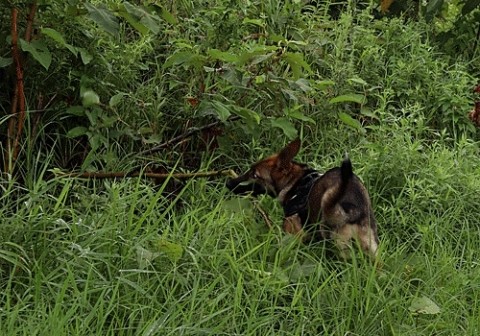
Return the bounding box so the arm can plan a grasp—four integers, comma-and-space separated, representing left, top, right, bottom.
158, 5, 178, 25
294, 78, 312, 92
78, 48, 93, 65
282, 89, 299, 102
41, 27, 66, 45
208, 49, 238, 63
19, 39, 52, 70
250, 52, 275, 65
163, 51, 195, 68
66, 106, 85, 116
338, 112, 363, 131
82, 90, 100, 107
271, 117, 298, 139
284, 52, 312, 79
232, 107, 261, 124
314, 80, 336, 90
117, 6, 149, 35
329, 94, 366, 105
288, 110, 315, 124
67, 126, 88, 138
0, 56, 12, 67
348, 77, 368, 86
89, 133, 106, 150
109, 93, 126, 107
211, 101, 231, 122
84, 2, 119, 36
121, 2, 160, 34
155, 239, 183, 263
41, 28, 77, 55
409, 296, 441, 315
242, 18, 265, 27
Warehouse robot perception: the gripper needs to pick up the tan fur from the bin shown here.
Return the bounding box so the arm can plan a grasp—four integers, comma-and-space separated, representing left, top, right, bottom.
226, 139, 379, 260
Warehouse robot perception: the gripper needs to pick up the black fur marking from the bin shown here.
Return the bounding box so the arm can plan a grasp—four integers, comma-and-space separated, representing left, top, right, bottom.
283, 169, 322, 222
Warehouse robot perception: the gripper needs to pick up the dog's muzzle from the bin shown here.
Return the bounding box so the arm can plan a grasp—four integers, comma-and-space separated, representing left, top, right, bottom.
226, 175, 267, 196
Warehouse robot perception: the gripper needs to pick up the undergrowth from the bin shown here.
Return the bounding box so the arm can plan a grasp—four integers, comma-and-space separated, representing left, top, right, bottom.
1, 0, 480, 335
1, 126, 480, 335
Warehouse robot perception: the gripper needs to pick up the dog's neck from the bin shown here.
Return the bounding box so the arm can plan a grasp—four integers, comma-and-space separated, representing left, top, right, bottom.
275, 163, 309, 202
281, 168, 322, 219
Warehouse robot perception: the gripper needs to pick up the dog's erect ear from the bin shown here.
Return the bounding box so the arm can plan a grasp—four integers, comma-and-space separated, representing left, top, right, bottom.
277, 138, 301, 169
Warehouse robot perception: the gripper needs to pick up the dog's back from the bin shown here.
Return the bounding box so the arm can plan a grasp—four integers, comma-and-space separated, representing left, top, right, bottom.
306, 159, 379, 257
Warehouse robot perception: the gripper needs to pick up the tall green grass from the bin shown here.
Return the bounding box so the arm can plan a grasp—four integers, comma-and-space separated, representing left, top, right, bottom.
1, 128, 480, 335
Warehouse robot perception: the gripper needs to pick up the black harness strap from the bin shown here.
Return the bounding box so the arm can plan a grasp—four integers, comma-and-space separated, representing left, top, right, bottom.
282, 169, 322, 223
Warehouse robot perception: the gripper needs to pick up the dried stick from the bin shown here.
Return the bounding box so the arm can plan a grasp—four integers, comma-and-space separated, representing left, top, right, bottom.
253, 201, 274, 230
137, 116, 241, 157
55, 169, 238, 180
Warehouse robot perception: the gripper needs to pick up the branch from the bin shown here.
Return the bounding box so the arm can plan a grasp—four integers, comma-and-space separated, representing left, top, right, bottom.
137, 116, 241, 157
4, 7, 26, 173
55, 169, 238, 180
25, 2, 37, 42
253, 201, 274, 230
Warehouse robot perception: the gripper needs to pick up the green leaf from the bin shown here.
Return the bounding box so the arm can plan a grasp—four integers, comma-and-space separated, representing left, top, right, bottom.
314, 80, 336, 90
163, 51, 195, 68
78, 48, 93, 65
89, 133, 106, 150
117, 6, 149, 35
211, 101, 231, 122
271, 117, 298, 139
158, 5, 178, 25
329, 94, 366, 105
41, 27, 78, 55
409, 296, 441, 315
242, 18, 265, 27
232, 107, 261, 124
0, 56, 12, 67
155, 239, 183, 263
208, 49, 238, 63
348, 77, 368, 86
84, 2, 119, 36
124, 2, 159, 33
67, 126, 88, 138
287, 110, 316, 124
19, 39, 52, 70
41, 27, 66, 44
66, 106, 85, 116
294, 78, 312, 92
109, 93, 126, 107
338, 112, 363, 131
82, 90, 100, 107
284, 52, 312, 79
250, 52, 275, 65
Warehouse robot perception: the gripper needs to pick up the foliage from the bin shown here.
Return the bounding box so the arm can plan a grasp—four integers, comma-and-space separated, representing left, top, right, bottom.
1, 0, 480, 335
1, 0, 478, 176
1, 130, 480, 335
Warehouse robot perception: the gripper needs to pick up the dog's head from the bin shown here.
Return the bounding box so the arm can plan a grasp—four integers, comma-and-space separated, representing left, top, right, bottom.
226, 138, 303, 197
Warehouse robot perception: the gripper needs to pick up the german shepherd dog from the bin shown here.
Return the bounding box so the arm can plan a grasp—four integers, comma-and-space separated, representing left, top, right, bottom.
226, 139, 379, 258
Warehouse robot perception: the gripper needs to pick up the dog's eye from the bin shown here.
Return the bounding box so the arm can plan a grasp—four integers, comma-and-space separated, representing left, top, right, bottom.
252, 172, 259, 179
